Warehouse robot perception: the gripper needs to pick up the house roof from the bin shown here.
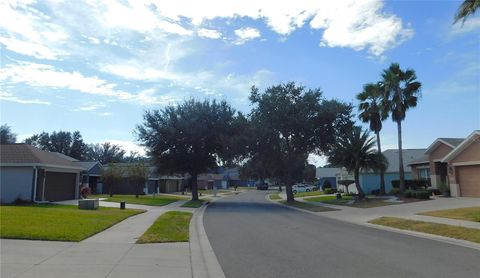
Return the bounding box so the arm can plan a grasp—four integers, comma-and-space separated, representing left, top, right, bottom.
0, 144, 85, 170
316, 167, 341, 178
407, 154, 430, 165
381, 149, 427, 173
442, 130, 480, 162
53, 152, 79, 162
425, 138, 464, 154
74, 161, 101, 172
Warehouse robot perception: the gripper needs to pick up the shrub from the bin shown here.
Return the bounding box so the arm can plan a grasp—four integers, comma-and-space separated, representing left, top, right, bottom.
390, 188, 401, 195
414, 190, 430, 200
80, 186, 91, 199
371, 189, 380, 195
427, 188, 441, 196
322, 180, 332, 191
391, 180, 428, 190
403, 190, 414, 198
324, 188, 337, 194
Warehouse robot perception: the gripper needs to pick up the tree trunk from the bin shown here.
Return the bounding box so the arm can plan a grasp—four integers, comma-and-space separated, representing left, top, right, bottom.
191, 174, 199, 201
376, 131, 386, 195
108, 182, 113, 197
354, 169, 365, 199
397, 120, 405, 192
135, 182, 139, 198
285, 183, 294, 202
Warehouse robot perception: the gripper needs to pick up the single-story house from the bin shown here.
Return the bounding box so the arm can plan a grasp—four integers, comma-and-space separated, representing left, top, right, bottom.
359, 149, 426, 194
52, 153, 104, 194
198, 167, 251, 189
0, 144, 85, 203
410, 130, 480, 197
102, 163, 188, 194
316, 167, 340, 189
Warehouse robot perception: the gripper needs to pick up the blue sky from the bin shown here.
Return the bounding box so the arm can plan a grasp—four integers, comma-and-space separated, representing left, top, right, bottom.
1, 0, 479, 165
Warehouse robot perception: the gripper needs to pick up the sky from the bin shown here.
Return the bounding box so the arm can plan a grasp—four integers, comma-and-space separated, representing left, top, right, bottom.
1, 0, 479, 166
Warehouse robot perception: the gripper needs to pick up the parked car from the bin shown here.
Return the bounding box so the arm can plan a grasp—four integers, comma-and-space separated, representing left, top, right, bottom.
256, 183, 269, 190
292, 184, 314, 194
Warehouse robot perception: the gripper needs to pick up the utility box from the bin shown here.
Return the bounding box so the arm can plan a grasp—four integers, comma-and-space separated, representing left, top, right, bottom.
78, 199, 99, 210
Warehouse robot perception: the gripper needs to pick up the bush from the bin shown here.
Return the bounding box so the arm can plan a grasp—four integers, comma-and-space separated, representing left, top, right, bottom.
371, 189, 380, 195
403, 189, 414, 198
414, 190, 430, 200
324, 188, 337, 194
390, 188, 401, 195
322, 180, 332, 191
80, 186, 91, 199
427, 188, 441, 196
391, 180, 428, 190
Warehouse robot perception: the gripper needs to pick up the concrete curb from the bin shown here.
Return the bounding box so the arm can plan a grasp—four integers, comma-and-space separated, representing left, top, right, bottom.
189, 199, 226, 278
265, 194, 480, 252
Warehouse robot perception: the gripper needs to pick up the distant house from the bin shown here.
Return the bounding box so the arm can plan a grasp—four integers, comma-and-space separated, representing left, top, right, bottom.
103, 163, 187, 194
0, 144, 85, 203
410, 131, 480, 197
52, 153, 103, 194
359, 149, 426, 194
316, 167, 340, 188
198, 167, 251, 189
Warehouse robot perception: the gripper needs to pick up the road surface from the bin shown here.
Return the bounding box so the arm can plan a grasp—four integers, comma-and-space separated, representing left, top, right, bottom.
203, 190, 480, 278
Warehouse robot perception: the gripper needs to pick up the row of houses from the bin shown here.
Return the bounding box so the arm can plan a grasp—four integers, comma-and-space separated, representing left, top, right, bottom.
0, 144, 250, 203
316, 130, 480, 197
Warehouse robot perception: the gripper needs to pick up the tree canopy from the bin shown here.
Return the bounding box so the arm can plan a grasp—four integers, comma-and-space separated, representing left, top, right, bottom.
0, 124, 17, 144
136, 99, 245, 200
86, 142, 126, 164
246, 82, 353, 201
25, 131, 88, 160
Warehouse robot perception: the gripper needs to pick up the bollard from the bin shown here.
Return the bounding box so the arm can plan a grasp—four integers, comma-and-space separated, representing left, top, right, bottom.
120, 201, 126, 209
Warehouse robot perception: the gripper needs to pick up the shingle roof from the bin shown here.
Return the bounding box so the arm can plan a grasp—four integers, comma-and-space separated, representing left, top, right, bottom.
381, 149, 427, 173
74, 161, 100, 171
408, 154, 430, 165
438, 138, 464, 148
0, 144, 85, 170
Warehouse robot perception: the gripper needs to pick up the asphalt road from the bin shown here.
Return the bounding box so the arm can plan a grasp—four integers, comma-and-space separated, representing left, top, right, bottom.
203, 191, 480, 278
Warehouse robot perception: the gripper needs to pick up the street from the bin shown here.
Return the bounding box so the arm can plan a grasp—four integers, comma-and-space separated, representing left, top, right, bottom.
204, 191, 480, 278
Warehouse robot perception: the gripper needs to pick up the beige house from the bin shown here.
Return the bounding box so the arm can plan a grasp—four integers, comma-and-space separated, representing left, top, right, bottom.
409, 130, 480, 197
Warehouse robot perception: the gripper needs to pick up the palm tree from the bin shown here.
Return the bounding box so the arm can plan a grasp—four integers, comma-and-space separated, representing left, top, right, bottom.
357, 83, 389, 195
328, 126, 388, 199
454, 0, 480, 24
382, 63, 422, 192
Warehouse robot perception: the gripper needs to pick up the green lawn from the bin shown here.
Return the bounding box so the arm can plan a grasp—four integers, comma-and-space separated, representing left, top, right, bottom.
280, 201, 337, 212
180, 199, 208, 208
293, 191, 324, 198
369, 217, 480, 244
99, 194, 186, 206
137, 211, 193, 243
418, 207, 480, 222
305, 195, 393, 208
199, 189, 231, 194
0, 204, 144, 241
269, 194, 282, 200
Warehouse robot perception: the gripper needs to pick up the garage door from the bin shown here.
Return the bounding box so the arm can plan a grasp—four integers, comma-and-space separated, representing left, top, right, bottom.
457, 165, 480, 197
37, 172, 77, 201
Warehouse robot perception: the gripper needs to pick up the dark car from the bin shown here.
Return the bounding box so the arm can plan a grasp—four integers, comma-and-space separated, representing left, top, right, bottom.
256, 183, 269, 190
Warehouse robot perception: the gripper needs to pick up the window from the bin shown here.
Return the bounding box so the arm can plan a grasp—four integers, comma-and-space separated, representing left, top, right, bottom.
418, 168, 430, 180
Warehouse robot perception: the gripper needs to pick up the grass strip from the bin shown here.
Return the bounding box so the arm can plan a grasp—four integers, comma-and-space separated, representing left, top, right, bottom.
137, 211, 193, 243
418, 207, 480, 222
280, 200, 337, 212
180, 199, 207, 208
101, 194, 185, 206
369, 217, 480, 244
269, 194, 282, 200
0, 204, 144, 242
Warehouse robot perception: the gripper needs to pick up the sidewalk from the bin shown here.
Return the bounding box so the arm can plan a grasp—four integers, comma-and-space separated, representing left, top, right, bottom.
277, 192, 480, 229
1, 199, 199, 278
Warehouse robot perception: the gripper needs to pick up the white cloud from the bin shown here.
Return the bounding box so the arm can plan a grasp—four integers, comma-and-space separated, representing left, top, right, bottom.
0, 62, 135, 100
197, 28, 222, 39
450, 17, 480, 37
99, 112, 113, 116
234, 27, 261, 45
107, 140, 146, 156
0, 90, 51, 105
74, 104, 106, 111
